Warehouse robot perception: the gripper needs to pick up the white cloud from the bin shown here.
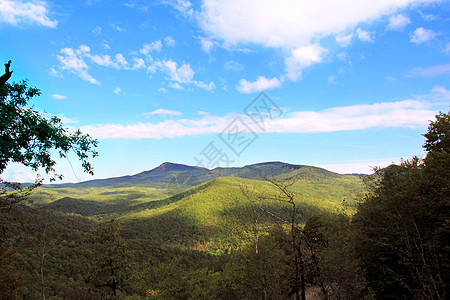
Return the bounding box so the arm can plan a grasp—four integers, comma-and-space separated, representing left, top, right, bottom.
144, 109, 182, 117
131, 58, 146, 70
51, 94, 66, 100
318, 159, 401, 175
387, 14, 410, 31
446, 43, 450, 55
165, 36, 176, 46
111, 24, 125, 32
57, 46, 100, 84
124, 2, 149, 12
158, 60, 194, 83
200, 37, 214, 53
164, 0, 193, 17
336, 34, 353, 47
264, 100, 435, 134
140, 41, 163, 54
81, 88, 445, 139
425, 86, 450, 103
1, 163, 38, 182
101, 40, 110, 49
113, 87, 121, 94
0, 0, 57, 28
410, 27, 436, 44
356, 28, 375, 42
196, 0, 440, 80
237, 76, 282, 94
406, 63, 450, 77
56, 45, 140, 83
285, 44, 326, 81
419, 10, 437, 21
198, 0, 432, 49
92, 26, 102, 35
56, 114, 78, 124
195, 81, 215, 91
115, 54, 129, 69
169, 82, 183, 89
224, 60, 244, 71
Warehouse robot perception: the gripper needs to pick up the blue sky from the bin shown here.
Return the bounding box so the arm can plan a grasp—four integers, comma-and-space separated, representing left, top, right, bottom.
1, 0, 449, 183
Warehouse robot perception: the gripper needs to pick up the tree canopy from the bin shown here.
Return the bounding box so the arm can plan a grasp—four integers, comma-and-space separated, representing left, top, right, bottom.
0, 61, 98, 181
354, 111, 449, 299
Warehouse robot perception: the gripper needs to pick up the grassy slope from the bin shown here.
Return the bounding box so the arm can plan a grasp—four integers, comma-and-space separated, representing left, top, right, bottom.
119, 173, 363, 253
33, 163, 364, 253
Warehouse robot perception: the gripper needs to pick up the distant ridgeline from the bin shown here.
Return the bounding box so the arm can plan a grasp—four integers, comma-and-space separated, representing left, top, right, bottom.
42, 161, 351, 189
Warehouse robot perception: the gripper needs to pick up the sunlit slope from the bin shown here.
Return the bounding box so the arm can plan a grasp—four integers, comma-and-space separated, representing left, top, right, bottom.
120, 174, 363, 251
36, 163, 363, 221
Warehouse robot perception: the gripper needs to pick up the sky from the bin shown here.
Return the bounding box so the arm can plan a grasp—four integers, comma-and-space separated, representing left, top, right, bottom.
1, 0, 449, 183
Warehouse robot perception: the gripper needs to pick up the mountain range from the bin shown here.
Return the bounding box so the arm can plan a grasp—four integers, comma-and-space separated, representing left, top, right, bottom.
44, 161, 356, 189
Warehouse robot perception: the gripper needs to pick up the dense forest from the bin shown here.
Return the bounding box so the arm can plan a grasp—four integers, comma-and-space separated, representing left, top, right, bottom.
1, 70, 449, 299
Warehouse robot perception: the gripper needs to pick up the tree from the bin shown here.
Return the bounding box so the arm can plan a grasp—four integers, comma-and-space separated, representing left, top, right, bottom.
0, 61, 98, 181
241, 175, 307, 300
303, 213, 372, 299
0, 60, 98, 297
354, 112, 449, 299
84, 220, 130, 299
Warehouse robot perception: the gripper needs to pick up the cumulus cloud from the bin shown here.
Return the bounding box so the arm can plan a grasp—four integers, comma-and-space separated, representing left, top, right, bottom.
285, 44, 326, 81
196, 0, 438, 81
195, 81, 216, 91
198, 0, 431, 48
51, 94, 66, 100
387, 14, 410, 31
356, 28, 375, 42
410, 27, 436, 44
56, 45, 137, 83
54, 44, 214, 91
140, 41, 163, 54
164, 36, 175, 46
57, 46, 100, 84
0, 0, 57, 28
144, 109, 182, 117
163, 0, 193, 17
154, 59, 215, 91
237, 76, 282, 94
158, 60, 194, 83
81, 87, 446, 139
131, 58, 146, 70
200, 37, 214, 53
113, 87, 121, 94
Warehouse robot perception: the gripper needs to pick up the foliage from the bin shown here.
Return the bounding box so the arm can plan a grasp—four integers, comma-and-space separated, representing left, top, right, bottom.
0, 79, 98, 181
84, 219, 130, 299
354, 112, 449, 299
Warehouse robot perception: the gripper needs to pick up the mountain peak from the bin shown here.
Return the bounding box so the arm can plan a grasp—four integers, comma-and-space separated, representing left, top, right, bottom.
156, 162, 204, 171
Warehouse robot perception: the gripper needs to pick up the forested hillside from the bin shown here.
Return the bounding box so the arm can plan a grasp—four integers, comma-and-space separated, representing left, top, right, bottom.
1, 73, 448, 299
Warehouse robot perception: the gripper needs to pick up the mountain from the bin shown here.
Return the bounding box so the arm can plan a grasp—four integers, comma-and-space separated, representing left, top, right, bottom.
42, 161, 346, 190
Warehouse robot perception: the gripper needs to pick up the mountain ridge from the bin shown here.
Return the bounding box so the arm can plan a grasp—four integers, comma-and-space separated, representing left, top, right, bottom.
42, 161, 363, 189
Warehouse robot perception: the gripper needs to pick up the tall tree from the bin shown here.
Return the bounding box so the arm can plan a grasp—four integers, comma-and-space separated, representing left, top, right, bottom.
354, 112, 449, 299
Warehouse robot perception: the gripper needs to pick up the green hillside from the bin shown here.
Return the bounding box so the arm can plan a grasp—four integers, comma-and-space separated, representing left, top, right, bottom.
35, 162, 363, 222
